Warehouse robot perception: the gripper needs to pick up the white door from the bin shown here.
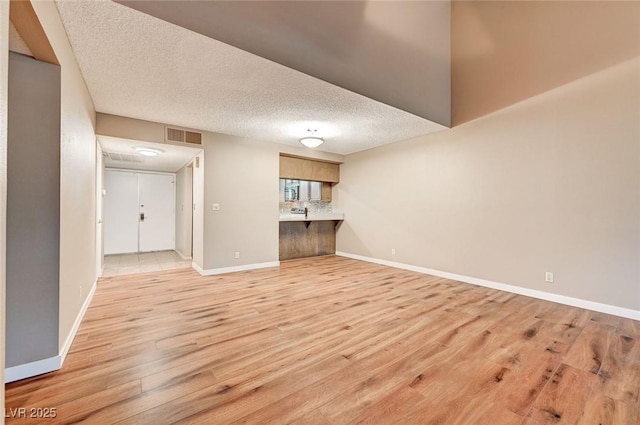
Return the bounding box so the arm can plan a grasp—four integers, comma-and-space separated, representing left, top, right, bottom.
139, 173, 175, 252
104, 170, 139, 254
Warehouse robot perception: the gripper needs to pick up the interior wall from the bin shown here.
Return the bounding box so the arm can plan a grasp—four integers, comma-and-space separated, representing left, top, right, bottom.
95, 113, 344, 272
96, 141, 104, 277
336, 54, 640, 312
1, 0, 10, 402
96, 112, 345, 164
175, 164, 193, 259
192, 152, 204, 269
96, 113, 166, 144
200, 130, 346, 271
201, 133, 279, 270
31, 1, 97, 353
6, 52, 61, 367
452, 1, 640, 125
115, 0, 451, 126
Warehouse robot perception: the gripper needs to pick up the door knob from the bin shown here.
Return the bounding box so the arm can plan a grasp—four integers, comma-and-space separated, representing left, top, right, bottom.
140, 212, 145, 222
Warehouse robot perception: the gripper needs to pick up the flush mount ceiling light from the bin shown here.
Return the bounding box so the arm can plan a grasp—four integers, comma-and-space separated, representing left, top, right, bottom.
299, 129, 324, 148
133, 146, 164, 157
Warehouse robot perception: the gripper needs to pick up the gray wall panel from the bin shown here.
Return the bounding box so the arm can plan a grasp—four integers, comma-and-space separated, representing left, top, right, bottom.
6, 52, 61, 367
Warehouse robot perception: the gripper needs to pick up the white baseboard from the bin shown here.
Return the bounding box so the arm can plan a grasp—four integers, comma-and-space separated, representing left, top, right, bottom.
5, 356, 61, 383
60, 279, 97, 364
194, 261, 280, 276
192, 262, 205, 275
336, 251, 640, 321
5, 279, 98, 383
175, 249, 192, 261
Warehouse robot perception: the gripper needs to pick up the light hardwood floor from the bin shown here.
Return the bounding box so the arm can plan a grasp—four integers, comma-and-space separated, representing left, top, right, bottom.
6, 256, 640, 424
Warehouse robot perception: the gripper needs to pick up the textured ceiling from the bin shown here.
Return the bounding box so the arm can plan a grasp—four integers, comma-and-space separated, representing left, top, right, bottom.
116, 0, 451, 126
56, 0, 447, 155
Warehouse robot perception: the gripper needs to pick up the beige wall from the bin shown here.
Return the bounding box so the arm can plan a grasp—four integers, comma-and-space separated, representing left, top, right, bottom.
175, 164, 193, 259
96, 112, 345, 164
0, 0, 9, 411
96, 141, 104, 277
191, 129, 342, 271
452, 1, 640, 125
201, 133, 279, 270
192, 152, 204, 269
96, 113, 166, 145
200, 130, 347, 271
31, 1, 97, 352
336, 53, 640, 311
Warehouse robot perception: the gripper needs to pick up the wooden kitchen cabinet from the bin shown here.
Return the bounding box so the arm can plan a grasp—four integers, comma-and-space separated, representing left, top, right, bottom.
279, 220, 337, 260
279, 155, 340, 183
321, 182, 332, 201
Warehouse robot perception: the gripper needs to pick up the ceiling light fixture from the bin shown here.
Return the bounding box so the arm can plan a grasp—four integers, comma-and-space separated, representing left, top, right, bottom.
299, 129, 324, 148
133, 146, 164, 157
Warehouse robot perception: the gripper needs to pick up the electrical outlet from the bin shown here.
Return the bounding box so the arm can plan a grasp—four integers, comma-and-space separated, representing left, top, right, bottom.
545, 272, 554, 283
234, 251, 240, 259
211, 203, 220, 211
391, 248, 396, 256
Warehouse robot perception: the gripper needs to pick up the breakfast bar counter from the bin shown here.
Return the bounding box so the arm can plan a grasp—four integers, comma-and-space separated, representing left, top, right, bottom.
278, 212, 344, 222
279, 213, 343, 260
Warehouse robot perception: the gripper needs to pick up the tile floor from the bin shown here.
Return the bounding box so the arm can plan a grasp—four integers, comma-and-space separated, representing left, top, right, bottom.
102, 250, 192, 277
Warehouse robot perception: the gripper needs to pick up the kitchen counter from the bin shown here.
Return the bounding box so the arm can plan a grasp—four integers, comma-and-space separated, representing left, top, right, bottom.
279, 212, 343, 260
279, 212, 344, 222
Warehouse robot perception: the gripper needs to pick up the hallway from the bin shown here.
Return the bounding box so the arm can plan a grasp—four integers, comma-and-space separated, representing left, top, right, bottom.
103, 251, 191, 276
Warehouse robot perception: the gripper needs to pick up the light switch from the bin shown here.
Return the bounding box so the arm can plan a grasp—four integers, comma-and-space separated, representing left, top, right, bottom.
211, 203, 220, 211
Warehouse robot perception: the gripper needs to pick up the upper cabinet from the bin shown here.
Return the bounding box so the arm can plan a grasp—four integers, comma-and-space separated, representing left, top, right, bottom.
279, 154, 340, 183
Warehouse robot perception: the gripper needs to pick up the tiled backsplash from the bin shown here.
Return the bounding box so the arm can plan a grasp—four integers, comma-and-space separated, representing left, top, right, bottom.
280, 200, 332, 214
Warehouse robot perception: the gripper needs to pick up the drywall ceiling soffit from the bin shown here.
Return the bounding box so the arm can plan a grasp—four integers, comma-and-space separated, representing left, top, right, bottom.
56, 0, 447, 155
10, 0, 58, 64
116, 0, 451, 127
9, 20, 33, 56
98, 135, 201, 173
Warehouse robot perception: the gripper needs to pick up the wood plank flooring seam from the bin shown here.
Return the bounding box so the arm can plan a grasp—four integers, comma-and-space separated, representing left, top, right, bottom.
5, 256, 639, 425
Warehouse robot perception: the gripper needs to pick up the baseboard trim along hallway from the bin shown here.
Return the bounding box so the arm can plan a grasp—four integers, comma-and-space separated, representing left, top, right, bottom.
5, 279, 98, 383
4, 356, 60, 384
61, 279, 98, 363
193, 261, 280, 276
336, 251, 640, 321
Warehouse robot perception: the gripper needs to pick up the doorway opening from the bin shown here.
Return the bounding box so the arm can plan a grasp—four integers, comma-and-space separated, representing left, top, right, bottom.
104, 170, 175, 254
97, 136, 203, 277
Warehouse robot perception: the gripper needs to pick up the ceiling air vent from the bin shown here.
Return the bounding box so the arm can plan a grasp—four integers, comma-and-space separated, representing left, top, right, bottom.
166, 127, 185, 143
185, 131, 202, 145
105, 152, 144, 163
166, 127, 202, 145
